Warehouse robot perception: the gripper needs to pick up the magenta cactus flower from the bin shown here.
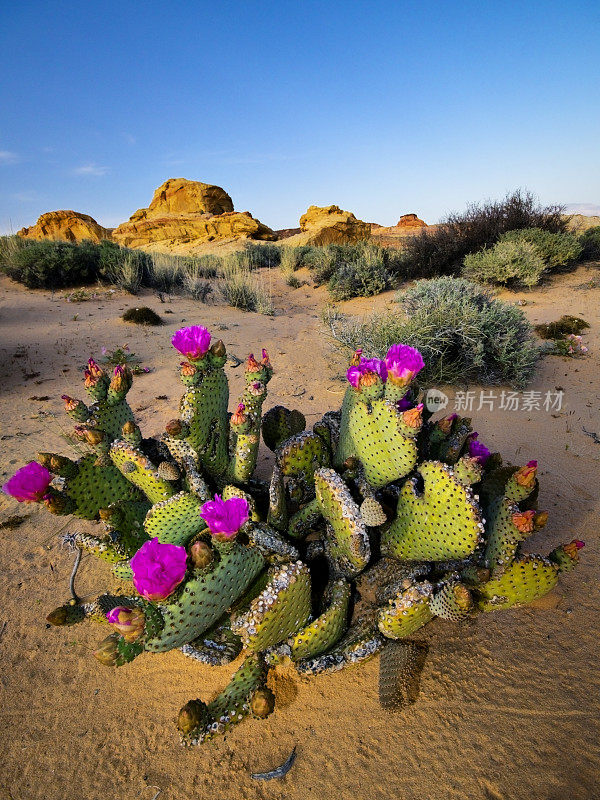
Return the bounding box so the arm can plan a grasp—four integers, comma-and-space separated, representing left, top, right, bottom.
346, 358, 388, 389
200, 494, 250, 541
2, 462, 53, 503
171, 326, 212, 360
467, 433, 491, 465
130, 539, 188, 602
385, 344, 424, 387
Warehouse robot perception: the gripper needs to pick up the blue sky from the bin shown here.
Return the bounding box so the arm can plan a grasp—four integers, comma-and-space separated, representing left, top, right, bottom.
1, 0, 599, 234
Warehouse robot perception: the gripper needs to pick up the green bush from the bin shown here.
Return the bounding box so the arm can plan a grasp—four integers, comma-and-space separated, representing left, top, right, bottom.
122, 307, 163, 325
220, 263, 273, 315
397, 190, 568, 280
327, 258, 392, 300
323, 277, 538, 387
463, 238, 546, 288
0, 238, 101, 289
579, 226, 600, 260
500, 228, 582, 270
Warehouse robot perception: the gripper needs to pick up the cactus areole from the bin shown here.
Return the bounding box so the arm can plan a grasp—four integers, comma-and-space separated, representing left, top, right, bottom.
4, 327, 583, 745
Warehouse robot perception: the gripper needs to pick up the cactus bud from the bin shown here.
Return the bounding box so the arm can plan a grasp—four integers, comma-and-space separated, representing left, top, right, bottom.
180, 362, 197, 378
46, 606, 68, 626
515, 460, 538, 488
93, 633, 120, 666
109, 365, 131, 395
165, 419, 183, 436
248, 381, 265, 397
534, 511, 549, 529
188, 540, 214, 569
512, 510, 536, 534
436, 413, 458, 435
350, 348, 363, 366
106, 607, 145, 643
231, 403, 248, 427
43, 491, 71, 515
210, 339, 226, 358
402, 403, 423, 429
260, 348, 272, 368
177, 699, 207, 735
250, 687, 275, 719
84, 428, 104, 446
122, 420, 136, 436
246, 353, 261, 373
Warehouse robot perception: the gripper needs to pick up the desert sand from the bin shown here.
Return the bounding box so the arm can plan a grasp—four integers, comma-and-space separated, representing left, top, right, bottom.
0, 264, 599, 800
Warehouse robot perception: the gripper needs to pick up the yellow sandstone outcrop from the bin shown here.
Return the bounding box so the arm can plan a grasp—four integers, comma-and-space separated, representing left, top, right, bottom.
283, 205, 371, 247
112, 178, 276, 251
17, 211, 113, 243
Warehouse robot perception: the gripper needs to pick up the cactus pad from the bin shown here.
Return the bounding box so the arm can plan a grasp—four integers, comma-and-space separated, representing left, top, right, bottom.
290, 579, 351, 661
475, 556, 559, 611
382, 461, 484, 562
231, 561, 311, 651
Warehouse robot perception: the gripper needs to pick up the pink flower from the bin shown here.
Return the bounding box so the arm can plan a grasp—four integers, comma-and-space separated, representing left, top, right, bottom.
171, 326, 212, 360
105, 606, 145, 642
200, 494, 249, 541
2, 462, 53, 503
346, 358, 387, 389
130, 539, 188, 601
385, 344, 424, 386
467, 433, 491, 465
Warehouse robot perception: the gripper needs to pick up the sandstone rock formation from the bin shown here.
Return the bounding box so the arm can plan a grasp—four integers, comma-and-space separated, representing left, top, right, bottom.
128, 178, 233, 221
283, 205, 371, 247
17, 211, 113, 244
113, 210, 277, 250
112, 178, 276, 251
396, 213, 427, 228
566, 214, 600, 233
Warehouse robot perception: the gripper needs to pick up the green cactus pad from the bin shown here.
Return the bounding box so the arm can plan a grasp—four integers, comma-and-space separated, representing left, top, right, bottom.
314, 467, 370, 576
145, 544, 265, 652
262, 405, 306, 451
378, 583, 434, 639
349, 398, 419, 489
382, 461, 484, 562
290, 579, 351, 661
110, 441, 176, 504
88, 397, 134, 442
184, 655, 267, 744
475, 556, 559, 611
144, 491, 206, 546
181, 620, 243, 666
429, 581, 473, 621
231, 561, 311, 651
334, 386, 359, 468
295, 616, 385, 675
63, 454, 142, 519
278, 431, 329, 479
180, 369, 229, 477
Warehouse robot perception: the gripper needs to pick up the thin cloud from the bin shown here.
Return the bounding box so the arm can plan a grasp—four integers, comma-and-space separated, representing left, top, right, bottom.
73, 163, 109, 176
0, 150, 19, 165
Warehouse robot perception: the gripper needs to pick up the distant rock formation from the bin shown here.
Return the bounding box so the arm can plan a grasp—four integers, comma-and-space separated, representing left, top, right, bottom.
17, 211, 113, 244
283, 205, 371, 247
396, 213, 427, 228
112, 178, 276, 251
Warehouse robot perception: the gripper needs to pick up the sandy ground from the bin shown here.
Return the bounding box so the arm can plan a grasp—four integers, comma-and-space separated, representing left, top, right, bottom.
0, 264, 599, 800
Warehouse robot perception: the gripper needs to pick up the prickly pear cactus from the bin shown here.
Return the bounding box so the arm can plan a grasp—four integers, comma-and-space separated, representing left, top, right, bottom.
2, 327, 583, 746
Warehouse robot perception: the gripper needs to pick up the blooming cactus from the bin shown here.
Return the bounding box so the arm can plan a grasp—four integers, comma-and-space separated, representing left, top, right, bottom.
384, 344, 425, 386
200, 494, 250, 541
2, 462, 53, 503
346, 358, 388, 389
171, 326, 212, 360
130, 539, 188, 601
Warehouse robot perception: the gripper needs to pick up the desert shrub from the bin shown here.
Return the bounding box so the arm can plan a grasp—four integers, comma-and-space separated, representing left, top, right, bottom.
323, 277, 538, 387
463, 238, 546, 288
500, 228, 582, 270
534, 315, 589, 339
122, 307, 163, 325
181, 260, 213, 301
220, 263, 273, 314
579, 226, 600, 260
328, 258, 392, 300
398, 190, 568, 280
1, 238, 101, 289
241, 242, 281, 269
